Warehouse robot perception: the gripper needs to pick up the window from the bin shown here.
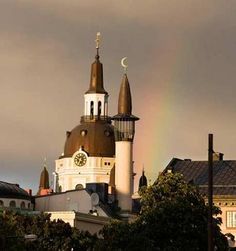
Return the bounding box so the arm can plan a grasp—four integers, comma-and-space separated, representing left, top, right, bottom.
227, 211, 236, 228
75, 184, 84, 190
9, 201, 16, 208
0, 200, 4, 207
28, 203, 31, 209
90, 101, 94, 118
98, 101, 102, 117
21, 201, 25, 209
80, 130, 87, 136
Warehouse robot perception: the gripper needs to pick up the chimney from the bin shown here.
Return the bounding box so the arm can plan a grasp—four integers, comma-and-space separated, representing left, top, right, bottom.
213, 152, 224, 161
25, 189, 32, 196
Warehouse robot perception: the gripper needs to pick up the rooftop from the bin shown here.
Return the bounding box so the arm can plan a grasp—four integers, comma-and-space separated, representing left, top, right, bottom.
0, 181, 30, 200
165, 158, 236, 196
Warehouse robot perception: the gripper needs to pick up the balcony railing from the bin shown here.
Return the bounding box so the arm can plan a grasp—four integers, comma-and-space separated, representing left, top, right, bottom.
80, 115, 112, 123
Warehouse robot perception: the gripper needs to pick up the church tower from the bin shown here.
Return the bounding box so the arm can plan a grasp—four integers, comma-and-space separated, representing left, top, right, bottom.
112, 69, 139, 212
55, 33, 115, 192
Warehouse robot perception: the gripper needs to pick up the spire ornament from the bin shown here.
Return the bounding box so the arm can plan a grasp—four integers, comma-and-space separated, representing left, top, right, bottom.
121, 57, 128, 73
95, 32, 101, 57
43, 157, 47, 168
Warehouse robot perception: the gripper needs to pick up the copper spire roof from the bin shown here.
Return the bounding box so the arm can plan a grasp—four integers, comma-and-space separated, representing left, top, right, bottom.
38, 166, 49, 194
86, 55, 107, 94
86, 33, 107, 95
118, 74, 132, 115
113, 73, 139, 121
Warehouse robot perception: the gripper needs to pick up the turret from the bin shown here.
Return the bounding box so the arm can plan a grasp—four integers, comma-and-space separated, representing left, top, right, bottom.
139, 168, 147, 191
112, 60, 139, 212
37, 159, 52, 196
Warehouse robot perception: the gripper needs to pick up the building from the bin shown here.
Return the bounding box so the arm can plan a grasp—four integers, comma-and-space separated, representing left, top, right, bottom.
35, 34, 140, 231
164, 154, 236, 237
35, 188, 112, 234
0, 181, 33, 212
52, 34, 139, 213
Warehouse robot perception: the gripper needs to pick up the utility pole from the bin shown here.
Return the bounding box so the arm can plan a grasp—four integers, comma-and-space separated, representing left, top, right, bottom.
208, 133, 213, 251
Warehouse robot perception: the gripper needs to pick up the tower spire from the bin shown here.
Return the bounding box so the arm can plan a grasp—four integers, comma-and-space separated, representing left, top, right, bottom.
118, 74, 132, 115
86, 32, 107, 94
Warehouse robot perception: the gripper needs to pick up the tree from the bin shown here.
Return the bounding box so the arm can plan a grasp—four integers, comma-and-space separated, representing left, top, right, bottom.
97, 172, 228, 251
0, 211, 97, 251
0, 210, 25, 251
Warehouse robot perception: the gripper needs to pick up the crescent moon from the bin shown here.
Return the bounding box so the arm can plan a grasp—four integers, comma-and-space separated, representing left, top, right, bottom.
121, 57, 128, 68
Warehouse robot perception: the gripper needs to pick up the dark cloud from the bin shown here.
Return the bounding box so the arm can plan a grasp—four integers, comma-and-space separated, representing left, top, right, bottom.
0, 0, 236, 191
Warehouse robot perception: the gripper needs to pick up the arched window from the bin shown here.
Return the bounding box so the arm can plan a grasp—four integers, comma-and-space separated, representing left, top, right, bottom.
98, 101, 102, 118
28, 203, 31, 209
75, 184, 84, 190
21, 201, 25, 209
9, 201, 16, 208
90, 101, 94, 118
0, 200, 4, 207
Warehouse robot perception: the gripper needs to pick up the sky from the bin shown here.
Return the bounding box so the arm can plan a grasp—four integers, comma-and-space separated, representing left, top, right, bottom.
0, 0, 236, 193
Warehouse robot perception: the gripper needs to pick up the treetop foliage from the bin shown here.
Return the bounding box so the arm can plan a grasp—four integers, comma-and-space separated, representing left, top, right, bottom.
0, 211, 97, 251
97, 172, 228, 251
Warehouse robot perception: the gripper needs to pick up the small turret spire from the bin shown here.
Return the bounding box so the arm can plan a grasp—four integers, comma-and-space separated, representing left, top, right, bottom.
139, 166, 147, 190
37, 158, 50, 195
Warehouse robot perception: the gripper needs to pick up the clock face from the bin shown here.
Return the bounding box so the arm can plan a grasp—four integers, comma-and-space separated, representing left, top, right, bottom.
74, 153, 87, 167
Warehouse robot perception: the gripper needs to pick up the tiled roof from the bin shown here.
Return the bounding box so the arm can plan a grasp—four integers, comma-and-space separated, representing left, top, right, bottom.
165, 158, 236, 196
0, 181, 30, 199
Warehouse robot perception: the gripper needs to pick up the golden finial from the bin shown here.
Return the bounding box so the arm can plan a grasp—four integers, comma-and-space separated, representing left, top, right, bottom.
95, 32, 101, 49
121, 57, 128, 73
